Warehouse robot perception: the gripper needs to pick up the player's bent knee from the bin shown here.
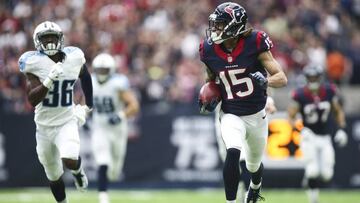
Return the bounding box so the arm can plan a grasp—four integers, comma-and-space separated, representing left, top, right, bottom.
305, 167, 320, 179
44, 164, 63, 181
321, 170, 334, 182
246, 162, 261, 173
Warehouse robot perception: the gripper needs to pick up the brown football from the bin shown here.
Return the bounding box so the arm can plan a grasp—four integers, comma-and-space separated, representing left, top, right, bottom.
199, 81, 221, 103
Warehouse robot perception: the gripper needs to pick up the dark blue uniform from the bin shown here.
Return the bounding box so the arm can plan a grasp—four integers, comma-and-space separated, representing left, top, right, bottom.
291, 84, 337, 135
199, 30, 273, 116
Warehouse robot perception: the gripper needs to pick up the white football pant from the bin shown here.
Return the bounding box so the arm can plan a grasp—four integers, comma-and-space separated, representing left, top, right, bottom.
92, 122, 128, 181
220, 109, 268, 173
36, 118, 80, 181
215, 106, 245, 162
301, 127, 335, 181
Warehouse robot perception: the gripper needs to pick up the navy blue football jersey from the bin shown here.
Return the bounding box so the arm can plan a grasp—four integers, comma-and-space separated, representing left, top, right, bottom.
291, 84, 338, 135
199, 30, 273, 116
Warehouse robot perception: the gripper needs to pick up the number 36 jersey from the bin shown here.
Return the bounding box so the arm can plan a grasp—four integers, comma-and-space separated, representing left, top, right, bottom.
291, 84, 338, 135
19, 47, 85, 126
199, 30, 273, 116
91, 74, 130, 126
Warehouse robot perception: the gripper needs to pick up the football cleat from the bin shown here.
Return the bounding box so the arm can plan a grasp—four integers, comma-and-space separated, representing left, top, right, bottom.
245, 186, 265, 203
72, 168, 88, 192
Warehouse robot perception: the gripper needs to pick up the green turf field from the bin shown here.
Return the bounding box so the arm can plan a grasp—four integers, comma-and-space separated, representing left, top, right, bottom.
0, 188, 359, 203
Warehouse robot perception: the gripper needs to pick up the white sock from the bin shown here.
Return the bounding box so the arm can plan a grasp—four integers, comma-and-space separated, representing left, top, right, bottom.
250, 181, 261, 189
226, 200, 236, 203
307, 189, 319, 203
99, 191, 110, 203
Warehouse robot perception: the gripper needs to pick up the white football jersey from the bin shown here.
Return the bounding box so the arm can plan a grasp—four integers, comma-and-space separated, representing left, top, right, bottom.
91, 74, 130, 126
19, 46, 85, 126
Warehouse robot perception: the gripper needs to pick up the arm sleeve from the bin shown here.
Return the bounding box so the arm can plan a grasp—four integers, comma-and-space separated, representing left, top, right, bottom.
79, 64, 93, 108
256, 31, 274, 54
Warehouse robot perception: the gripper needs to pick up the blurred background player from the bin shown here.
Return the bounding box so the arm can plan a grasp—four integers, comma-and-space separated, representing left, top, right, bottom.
199, 2, 287, 203
288, 64, 348, 203
91, 53, 140, 203
18, 21, 93, 203
214, 95, 276, 203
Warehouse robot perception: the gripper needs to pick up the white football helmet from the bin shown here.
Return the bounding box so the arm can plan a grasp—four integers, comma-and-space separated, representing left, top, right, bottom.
33, 21, 64, 56
92, 53, 116, 82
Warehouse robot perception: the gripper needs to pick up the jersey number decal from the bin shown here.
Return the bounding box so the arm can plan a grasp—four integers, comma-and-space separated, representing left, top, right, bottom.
43, 80, 76, 107
303, 101, 331, 124
219, 69, 254, 99
94, 97, 115, 113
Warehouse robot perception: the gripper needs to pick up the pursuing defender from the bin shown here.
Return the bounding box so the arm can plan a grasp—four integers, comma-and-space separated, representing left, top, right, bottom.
18, 21, 93, 203
199, 2, 287, 203
91, 53, 139, 203
288, 64, 347, 203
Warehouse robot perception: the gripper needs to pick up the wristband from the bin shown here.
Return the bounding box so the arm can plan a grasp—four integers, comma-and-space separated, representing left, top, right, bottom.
42, 77, 53, 89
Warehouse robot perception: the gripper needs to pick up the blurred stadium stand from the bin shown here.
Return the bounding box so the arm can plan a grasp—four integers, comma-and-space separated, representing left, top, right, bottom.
0, 0, 360, 189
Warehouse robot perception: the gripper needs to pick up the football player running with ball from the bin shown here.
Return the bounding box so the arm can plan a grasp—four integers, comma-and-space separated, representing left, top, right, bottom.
199, 2, 287, 203
91, 53, 139, 203
19, 21, 93, 203
288, 64, 348, 203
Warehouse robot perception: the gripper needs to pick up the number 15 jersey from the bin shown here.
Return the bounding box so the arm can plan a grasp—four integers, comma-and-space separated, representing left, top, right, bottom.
199, 30, 273, 116
19, 47, 85, 126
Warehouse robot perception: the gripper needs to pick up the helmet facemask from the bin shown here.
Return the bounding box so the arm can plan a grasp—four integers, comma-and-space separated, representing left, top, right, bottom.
92, 53, 116, 83
306, 75, 321, 91
37, 32, 63, 56
206, 3, 248, 44
303, 64, 324, 91
33, 21, 64, 56
95, 68, 112, 83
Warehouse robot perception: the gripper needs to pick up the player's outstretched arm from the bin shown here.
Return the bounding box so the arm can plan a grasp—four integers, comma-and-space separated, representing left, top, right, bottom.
79, 65, 93, 108
25, 73, 49, 107
258, 51, 287, 88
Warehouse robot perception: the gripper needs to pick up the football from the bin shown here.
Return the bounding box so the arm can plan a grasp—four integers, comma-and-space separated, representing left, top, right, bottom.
199, 81, 221, 104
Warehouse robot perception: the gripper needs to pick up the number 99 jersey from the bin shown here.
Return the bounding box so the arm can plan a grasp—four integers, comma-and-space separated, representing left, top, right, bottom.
291, 84, 337, 135
18, 47, 85, 126
199, 30, 273, 116
91, 74, 130, 126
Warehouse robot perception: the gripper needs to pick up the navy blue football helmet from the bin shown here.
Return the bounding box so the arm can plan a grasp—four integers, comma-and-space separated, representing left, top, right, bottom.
206, 2, 248, 44
303, 64, 324, 90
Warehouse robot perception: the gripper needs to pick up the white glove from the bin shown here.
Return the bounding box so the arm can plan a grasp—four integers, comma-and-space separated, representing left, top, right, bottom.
74, 104, 92, 126
334, 129, 348, 147
265, 96, 277, 114
43, 62, 64, 88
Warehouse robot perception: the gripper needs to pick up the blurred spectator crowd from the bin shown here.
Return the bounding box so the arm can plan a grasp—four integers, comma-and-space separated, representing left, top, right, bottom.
0, 0, 359, 113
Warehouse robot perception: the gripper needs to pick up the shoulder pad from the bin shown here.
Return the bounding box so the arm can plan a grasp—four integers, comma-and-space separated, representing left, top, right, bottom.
254, 30, 273, 53
18, 51, 45, 73
111, 74, 130, 90
63, 46, 86, 65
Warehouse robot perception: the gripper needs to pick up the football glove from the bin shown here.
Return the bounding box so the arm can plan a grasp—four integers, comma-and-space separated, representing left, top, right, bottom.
74, 104, 92, 126
334, 129, 348, 147
108, 111, 125, 125
43, 62, 64, 88
199, 99, 219, 114
249, 71, 268, 89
